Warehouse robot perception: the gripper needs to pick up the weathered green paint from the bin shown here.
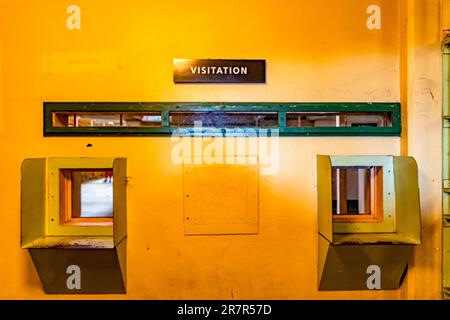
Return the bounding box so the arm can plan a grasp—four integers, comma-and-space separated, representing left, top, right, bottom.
393, 156, 421, 244
21, 159, 46, 248
443, 38, 450, 299
113, 158, 127, 246
317, 155, 333, 243
44, 102, 401, 137
22, 237, 114, 249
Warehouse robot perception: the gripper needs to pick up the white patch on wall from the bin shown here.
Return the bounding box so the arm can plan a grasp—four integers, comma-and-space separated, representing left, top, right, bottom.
66, 4, 81, 30
366, 4, 381, 30
42, 51, 123, 74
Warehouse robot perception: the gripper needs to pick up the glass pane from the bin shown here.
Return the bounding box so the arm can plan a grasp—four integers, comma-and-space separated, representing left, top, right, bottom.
53, 112, 76, 127
52, 112, 162, 128
286, 112, 392, 127
76, 113, 121, 127
170, 112, 278, 127
332, 167, 372, 215
121, 112, 161, 127
71, 170, 113, 218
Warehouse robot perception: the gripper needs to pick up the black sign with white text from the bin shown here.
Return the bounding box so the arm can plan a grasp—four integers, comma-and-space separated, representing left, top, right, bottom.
173, 59, 266, 83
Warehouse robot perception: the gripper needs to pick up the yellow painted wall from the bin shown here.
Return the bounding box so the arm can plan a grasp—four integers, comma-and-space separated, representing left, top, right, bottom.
443, 0, 450, 32
400, 0, 443, 299
0, 0, 443, 299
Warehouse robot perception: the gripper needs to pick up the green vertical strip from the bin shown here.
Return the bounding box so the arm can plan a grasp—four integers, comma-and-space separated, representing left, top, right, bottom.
444, 128, 449, 184
443, 40, 450, 299
43, 105, 53, 133
443, 42, 449, 116
161, 110, 170, 127
392, 105, 402, 136
278, 112, 286, 128
444, 228, 450, 297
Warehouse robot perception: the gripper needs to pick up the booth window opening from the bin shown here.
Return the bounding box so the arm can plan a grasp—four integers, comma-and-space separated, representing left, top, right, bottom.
332, 166, 383, 223
59, 169, 114, 226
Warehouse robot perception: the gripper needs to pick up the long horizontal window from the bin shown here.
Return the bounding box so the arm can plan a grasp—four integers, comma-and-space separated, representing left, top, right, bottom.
44, 102, 401, 136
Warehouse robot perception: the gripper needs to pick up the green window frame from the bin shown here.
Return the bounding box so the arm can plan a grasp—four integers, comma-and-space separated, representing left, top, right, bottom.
442, 38, 450, 299
44, 102, 401, 137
